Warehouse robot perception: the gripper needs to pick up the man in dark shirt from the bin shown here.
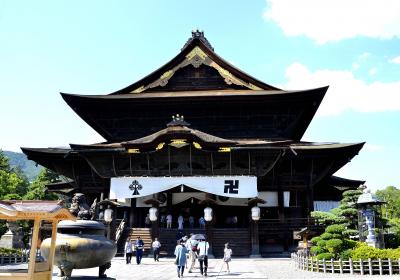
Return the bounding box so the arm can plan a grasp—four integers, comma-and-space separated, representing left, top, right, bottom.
134, 236, 144, 264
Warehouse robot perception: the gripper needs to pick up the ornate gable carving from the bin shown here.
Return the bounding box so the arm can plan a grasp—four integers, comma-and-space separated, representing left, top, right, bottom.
131, 46, 262, 93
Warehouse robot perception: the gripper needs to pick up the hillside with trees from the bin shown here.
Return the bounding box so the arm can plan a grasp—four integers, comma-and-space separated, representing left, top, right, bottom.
3, 150, 42, 181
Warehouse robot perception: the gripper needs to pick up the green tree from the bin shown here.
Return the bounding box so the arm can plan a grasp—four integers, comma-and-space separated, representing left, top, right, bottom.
376, 186, 400, 219
23, 168, 59, 200
0, 150, 10, 172
310, 189, 362, 259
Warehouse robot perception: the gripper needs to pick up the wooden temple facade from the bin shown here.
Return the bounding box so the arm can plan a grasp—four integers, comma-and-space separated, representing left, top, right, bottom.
22, 31, 364, 257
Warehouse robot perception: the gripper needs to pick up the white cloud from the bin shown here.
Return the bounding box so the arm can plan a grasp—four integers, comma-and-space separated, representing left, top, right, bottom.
352, 63, 360, 70
389, 56, 400, 64
263, 0, 400, 44
364, 144, 384, 151
368, 68, 377, 76
359, 52, 371, 60
284, 63, 400, 116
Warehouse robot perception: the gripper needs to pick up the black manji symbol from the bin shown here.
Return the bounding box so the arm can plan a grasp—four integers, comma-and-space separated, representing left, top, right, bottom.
224, 180, 239, 194
129, 180, 143, 195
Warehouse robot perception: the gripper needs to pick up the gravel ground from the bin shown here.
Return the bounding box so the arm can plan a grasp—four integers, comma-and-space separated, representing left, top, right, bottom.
50, 257, 398, 279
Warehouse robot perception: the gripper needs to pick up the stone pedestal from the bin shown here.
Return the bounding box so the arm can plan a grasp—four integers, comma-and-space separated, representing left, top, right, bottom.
0, 229, 24, 249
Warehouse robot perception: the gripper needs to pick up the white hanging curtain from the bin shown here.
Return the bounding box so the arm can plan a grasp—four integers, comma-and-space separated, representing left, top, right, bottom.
110, 176, 257, 199
313, 201, 340, 212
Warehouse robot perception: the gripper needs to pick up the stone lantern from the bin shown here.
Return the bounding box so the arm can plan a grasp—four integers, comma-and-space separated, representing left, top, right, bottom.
356, 189, 385, 248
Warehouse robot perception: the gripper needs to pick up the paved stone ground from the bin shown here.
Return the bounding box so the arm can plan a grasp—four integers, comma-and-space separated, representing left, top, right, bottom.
51, 257, 398, 279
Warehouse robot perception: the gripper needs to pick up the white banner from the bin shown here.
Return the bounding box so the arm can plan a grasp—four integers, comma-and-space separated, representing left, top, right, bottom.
110, 176, 257, 199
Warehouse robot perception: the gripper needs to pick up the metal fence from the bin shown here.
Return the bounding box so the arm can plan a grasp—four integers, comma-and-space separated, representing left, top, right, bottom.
291, 252, 400, 275
0, 253, 28, 264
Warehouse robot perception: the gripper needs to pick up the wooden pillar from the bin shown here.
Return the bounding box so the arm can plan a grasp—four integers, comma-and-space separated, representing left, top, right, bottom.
48, 220, 58, 277
27, 219, 40, 280
250, 220, 261, 257
167, 192, 173, 212
151, 206, 159, 240
307, 160, 315, 214
129, 198, 137, 227
206, 221, 214, 258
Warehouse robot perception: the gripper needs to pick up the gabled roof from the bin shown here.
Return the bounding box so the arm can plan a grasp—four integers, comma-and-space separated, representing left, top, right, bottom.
108, 30, 280, 95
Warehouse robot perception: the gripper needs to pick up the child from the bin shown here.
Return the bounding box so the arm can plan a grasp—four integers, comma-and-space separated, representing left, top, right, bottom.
223, 242, 232, 273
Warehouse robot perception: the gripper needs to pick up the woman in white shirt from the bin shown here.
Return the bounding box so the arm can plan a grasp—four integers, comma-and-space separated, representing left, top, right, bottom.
196, 239, 209, 276
223, 243, 232, 273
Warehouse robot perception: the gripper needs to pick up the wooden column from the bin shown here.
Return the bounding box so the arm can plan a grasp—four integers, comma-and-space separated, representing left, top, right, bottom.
205, 221, 214, 258
129, 198, 136, 227
151, 206, 160, 240
47, 220, 58, 277
27, 219, 40, 279
250, 219, 261, 257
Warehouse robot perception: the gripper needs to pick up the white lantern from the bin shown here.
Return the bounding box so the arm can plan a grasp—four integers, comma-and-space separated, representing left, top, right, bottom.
251, 206, 260, 221
149, 207, 158, 221
104, 207, 113, 223
204, 207, 213, 222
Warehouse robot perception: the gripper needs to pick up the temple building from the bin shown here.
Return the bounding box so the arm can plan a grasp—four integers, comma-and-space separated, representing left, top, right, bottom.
22, 31, 364, 257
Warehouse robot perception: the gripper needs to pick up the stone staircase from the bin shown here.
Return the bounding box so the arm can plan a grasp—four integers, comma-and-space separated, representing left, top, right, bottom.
118, 227, 251, 257
212, 228, 251, 257
158, 228, 205, 256
126, 228, 153, 255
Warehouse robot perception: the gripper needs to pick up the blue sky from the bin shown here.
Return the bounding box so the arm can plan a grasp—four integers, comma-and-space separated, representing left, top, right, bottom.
0, 0, 399, 190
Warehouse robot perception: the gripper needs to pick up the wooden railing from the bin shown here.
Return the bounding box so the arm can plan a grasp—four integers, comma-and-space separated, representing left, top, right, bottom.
292, 252, 400, 275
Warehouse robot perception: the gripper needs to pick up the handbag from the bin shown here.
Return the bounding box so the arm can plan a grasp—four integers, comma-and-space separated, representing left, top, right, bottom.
174, 257, 178, 265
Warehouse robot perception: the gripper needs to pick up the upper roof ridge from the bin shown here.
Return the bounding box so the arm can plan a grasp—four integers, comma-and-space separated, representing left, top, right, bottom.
182, 29, 214, 51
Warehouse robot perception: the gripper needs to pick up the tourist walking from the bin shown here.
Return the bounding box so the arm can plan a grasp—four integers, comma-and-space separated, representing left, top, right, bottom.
125, 239, 133, 264
223, 243, 232, 273
166, 213, 173, 228
134, 236, 144, 264
199, 216, 206, 229
185, 234, 198, 273
197, 238, 210, 276
178, 214, 184, 230
174, 240, 188, 278
152, 237, 161, 262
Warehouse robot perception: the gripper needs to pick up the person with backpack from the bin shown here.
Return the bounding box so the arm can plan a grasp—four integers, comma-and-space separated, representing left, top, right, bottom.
185, 234, 198, 273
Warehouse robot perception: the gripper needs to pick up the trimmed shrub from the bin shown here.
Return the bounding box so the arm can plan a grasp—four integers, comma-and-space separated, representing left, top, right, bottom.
320, 233, 333, 240
317, 252, 334, 260
342, 239, 357, 249
325, 224, 345, 234
0, 247, 22, 255
317, 239, 327, 247
326, 239, 343, 254
340, 249, 353, 260
310, 236, 322, 245
310, 246, 324, 255
351, 243, 400, 260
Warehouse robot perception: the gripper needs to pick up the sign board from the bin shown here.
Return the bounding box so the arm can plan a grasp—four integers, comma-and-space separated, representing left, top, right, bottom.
110, 176, 257, 199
